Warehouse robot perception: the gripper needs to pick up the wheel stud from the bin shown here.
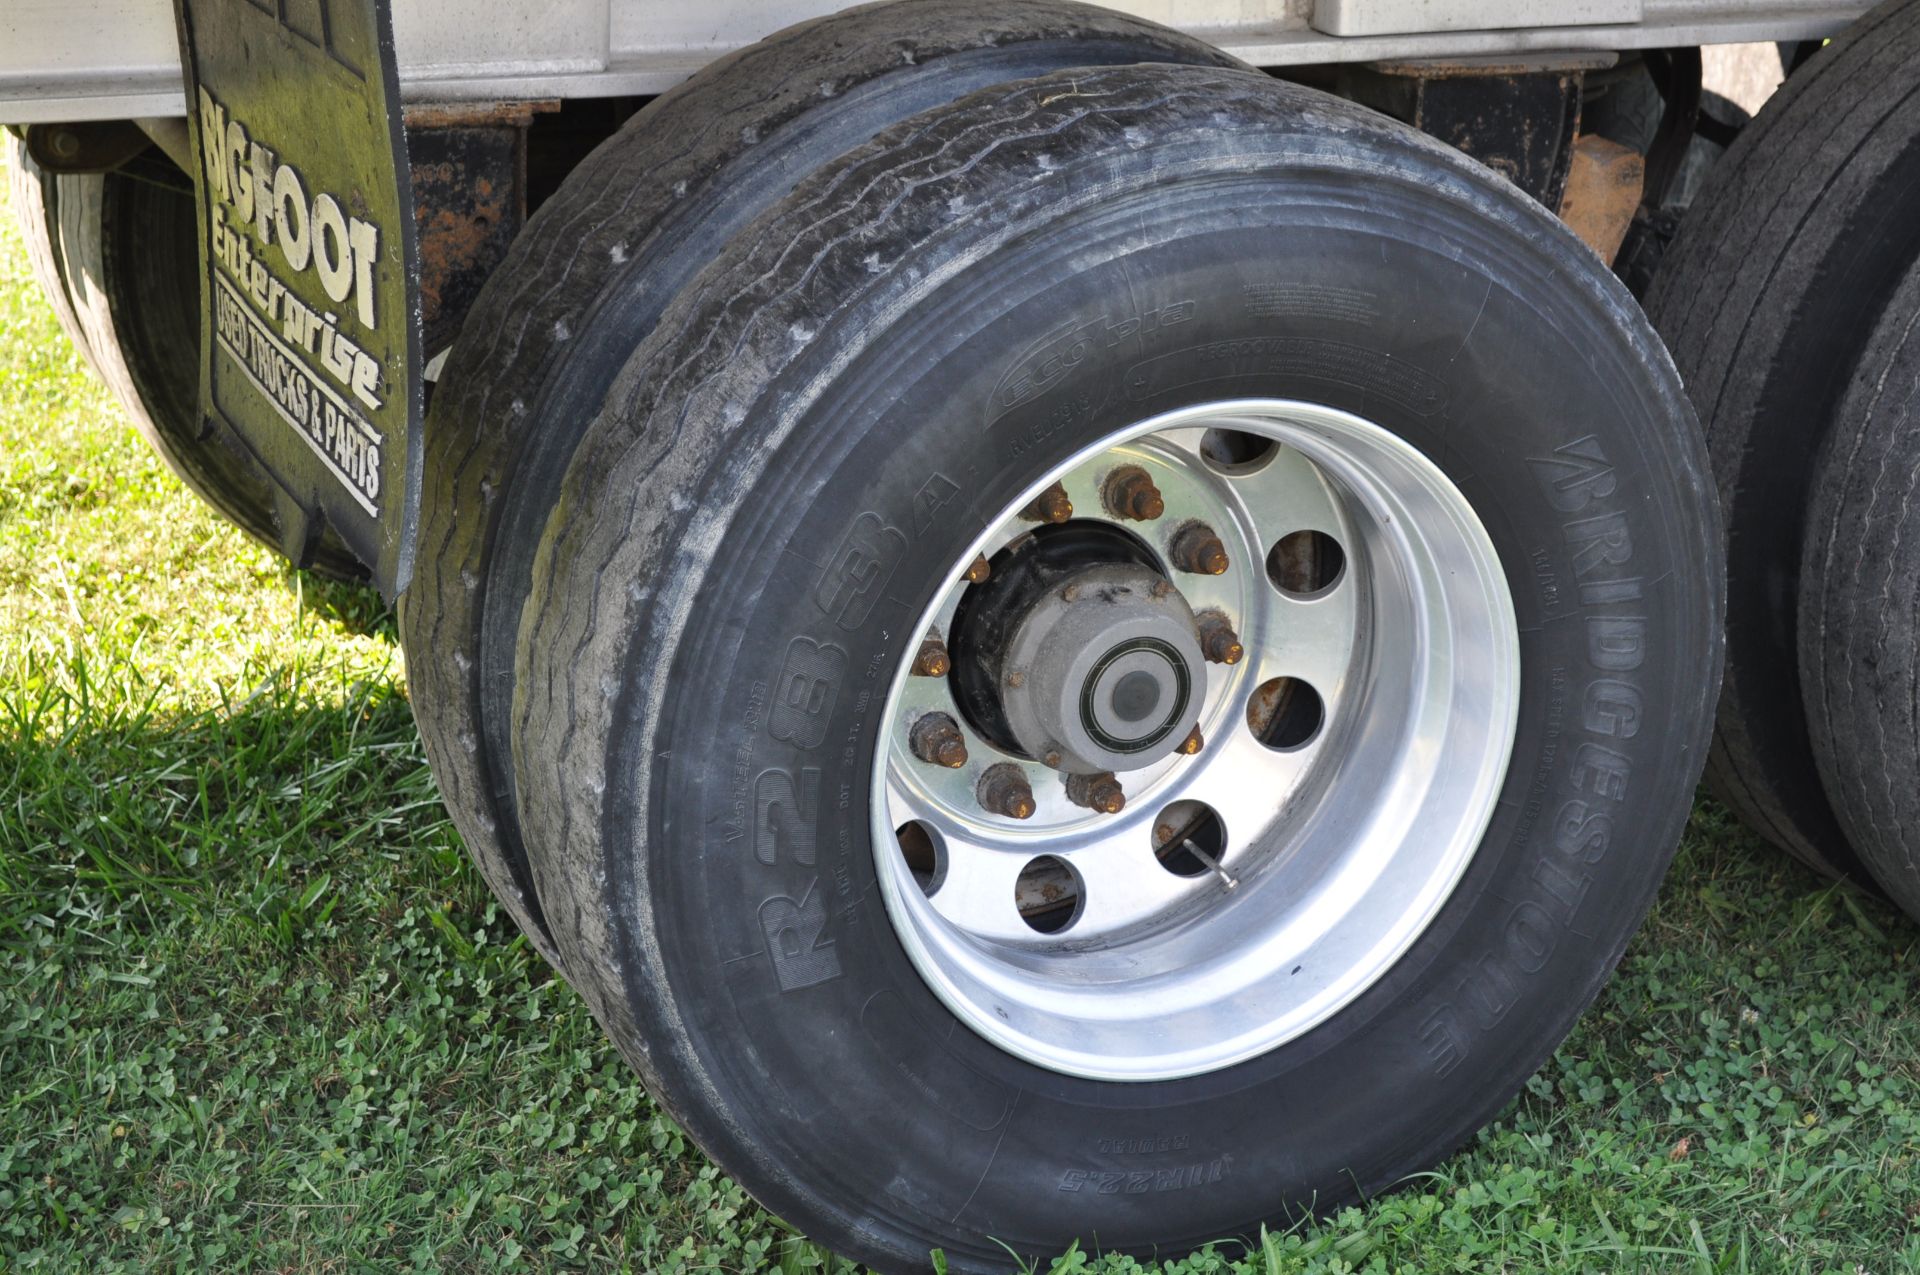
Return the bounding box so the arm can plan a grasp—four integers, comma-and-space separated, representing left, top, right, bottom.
909, 712, 969, 768
1103, 466, 1164, 521
911, 633, 951, 678
1196, 611, 1243, 665
963, 553, 991, 584
1021, 481, 1073, 524
1172, 523, 1229, 575
1177, 725, 1204, 755
977, 764, 1037, 820
1065, 771, 1126, 815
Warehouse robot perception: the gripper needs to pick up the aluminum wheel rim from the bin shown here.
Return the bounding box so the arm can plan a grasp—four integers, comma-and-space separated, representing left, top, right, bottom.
871, 399, 1520, 1081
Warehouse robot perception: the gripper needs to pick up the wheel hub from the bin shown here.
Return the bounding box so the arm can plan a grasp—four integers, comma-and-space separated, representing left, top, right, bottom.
1000, 563, 1205, 775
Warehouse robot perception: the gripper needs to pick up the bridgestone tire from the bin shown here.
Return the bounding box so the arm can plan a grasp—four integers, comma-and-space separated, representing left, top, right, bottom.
398, 0, 1240, 964
510, 64, 1722, 1271
4, 134, 366, 582
1643, 0, 1920, 882
1800, 265, 1920, 920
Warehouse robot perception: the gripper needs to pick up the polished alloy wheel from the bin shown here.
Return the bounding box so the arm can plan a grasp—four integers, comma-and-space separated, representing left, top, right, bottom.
873, 399, 1521, 1081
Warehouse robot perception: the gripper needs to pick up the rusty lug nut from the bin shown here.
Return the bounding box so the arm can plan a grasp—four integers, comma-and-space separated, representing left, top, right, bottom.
978, 763, 1037, 820
1176, 725, 1204, 755
909, 712, 969, 769
963, 553, 991, 584
1102, 465, 1164, 521
1196, 611, 1244, 666
1065, 771, 1126, 815
911, 634, 951, 678
1172, 523, 1230, 576
1020, 481, 1073, 524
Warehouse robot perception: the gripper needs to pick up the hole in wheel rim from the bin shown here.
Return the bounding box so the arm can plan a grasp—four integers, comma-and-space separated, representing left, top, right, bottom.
1248, 676, 1324, 750
1153, 800, 1226, 878
1267, 529, 1345, 597
1200, 427, 1280, 473
896, 820, 944, 896
1016, 856, 1081, 933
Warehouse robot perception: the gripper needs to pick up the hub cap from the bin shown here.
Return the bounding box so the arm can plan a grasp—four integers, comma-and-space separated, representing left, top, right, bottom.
998, 562, 1205, 775
873, 399, 1520, 1081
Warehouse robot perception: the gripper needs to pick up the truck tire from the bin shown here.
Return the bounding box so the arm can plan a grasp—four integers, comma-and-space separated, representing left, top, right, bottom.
510, 64, 1721, 1271
1800, 264, 1920, 920
4, 132, 366, 581
1642, 0, 1920, 882
6, 131, 104, 378
399, 0, 1240, 963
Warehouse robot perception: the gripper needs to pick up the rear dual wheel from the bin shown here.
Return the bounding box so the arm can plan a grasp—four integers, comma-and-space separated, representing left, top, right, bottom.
445, 47, 1723, 1272
398, 0, 1239, 970
1645, 0, 1920, 883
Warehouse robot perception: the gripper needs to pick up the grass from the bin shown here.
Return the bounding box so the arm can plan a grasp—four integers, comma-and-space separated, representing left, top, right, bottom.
4, 173, 1920, 1275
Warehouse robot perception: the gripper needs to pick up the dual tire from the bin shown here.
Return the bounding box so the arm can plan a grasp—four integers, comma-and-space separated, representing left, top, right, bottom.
401, 3, 1722, 1268
1647, 0, 1920, 900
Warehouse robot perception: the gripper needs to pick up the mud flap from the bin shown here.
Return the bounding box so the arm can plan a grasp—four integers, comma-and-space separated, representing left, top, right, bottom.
173, 0, 422, 595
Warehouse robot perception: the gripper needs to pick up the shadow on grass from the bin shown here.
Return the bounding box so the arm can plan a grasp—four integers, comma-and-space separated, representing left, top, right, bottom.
0, 655, 467, 953
287, 565, 397, 643
0, 658, 687, 1272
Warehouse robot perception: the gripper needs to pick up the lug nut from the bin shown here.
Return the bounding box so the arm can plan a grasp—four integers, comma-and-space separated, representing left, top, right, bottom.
1021, 481, 1073, 524
1065, 771, 1126, 815
912, 633, 951, 678
1176, 725, 1204, 755
909, 712, 968, 768
978, 764, 1037, 820
1102, 466, 1164, 521
963, 553, 991, 584
1172, 523, 1230, 576
1196, 611, 1244, 665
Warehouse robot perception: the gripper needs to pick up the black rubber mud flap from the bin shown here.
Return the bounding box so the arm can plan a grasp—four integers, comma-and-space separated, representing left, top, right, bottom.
172, 0, 423, 595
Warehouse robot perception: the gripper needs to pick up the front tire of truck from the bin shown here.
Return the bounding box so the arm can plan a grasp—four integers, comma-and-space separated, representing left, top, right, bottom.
4, 131, 366, 581
506, 64, 1722, 1272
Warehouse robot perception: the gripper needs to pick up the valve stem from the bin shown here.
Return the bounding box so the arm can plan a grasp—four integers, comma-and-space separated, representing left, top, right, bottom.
1172, 523, 1230, 575
1177, 725, 1204, 755
1102, 466, 1165, 521
1183, 839, 1238, 890
1020, 481, 1073, 524
909, 712, 968, 768
963, 553, 992, 584
977, 764, 1037, 820
1065, 771, 1126, 815
1195, 611, 1244, 665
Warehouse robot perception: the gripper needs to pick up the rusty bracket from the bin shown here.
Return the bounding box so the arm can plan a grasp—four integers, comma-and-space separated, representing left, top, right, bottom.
1331, 53, 1613, 209
402, 100, 557, 364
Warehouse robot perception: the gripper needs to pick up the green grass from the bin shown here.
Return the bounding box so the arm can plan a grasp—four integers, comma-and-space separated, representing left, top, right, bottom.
4, 174, 1920, 1275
